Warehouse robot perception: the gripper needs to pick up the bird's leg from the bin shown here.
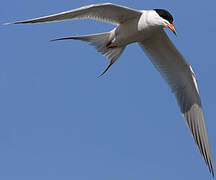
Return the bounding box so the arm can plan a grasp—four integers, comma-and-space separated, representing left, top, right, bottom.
106, 40, 117, 48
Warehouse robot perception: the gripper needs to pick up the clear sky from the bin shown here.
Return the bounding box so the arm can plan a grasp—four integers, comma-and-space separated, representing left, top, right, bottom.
1, 0, 216, 179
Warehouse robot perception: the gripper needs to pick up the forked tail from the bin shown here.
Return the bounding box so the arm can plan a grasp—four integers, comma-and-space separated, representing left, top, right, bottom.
50, 32, 125, 76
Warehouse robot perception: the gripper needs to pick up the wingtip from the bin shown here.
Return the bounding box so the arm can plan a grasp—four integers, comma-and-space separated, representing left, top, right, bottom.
206, 158, 214, 177
2, 22, 23, 25
2, 22, 12, 25
210, 166, 214, 178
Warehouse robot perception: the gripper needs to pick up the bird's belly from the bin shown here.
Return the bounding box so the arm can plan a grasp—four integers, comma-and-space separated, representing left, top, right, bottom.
112, 19, 153, 46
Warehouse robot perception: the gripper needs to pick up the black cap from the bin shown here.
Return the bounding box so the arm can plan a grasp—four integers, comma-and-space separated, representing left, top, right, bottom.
154, 9, 173, 24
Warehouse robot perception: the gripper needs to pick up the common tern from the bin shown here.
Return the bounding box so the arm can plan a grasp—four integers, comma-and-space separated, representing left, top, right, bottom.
6, 3, 214, 176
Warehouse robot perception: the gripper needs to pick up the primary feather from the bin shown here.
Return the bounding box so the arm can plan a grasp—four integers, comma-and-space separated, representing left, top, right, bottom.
8, 3, 141, 25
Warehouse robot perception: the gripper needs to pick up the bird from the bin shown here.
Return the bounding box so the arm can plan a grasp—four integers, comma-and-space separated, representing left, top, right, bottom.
6, 3, 214, 176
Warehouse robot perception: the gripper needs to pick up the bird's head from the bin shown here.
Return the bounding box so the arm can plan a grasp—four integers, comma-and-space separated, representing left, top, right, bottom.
153, 9, 177, 36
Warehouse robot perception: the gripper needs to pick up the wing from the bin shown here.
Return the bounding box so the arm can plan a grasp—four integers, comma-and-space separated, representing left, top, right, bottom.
139, 29, 214, 176
7, 3, 141, 25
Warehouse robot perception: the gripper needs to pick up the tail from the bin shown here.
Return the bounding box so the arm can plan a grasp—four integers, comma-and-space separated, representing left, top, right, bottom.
50, 32, 125, 76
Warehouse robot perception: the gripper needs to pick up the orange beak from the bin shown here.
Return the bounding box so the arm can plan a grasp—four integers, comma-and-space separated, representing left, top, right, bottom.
166, 23, 177, 36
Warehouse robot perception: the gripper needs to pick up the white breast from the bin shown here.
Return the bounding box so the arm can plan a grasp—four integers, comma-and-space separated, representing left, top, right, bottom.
112, 10, 160, 46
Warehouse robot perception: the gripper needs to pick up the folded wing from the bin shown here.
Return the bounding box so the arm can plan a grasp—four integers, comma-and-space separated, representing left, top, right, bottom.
139, 29, 214, 176
8, 3, 141, 25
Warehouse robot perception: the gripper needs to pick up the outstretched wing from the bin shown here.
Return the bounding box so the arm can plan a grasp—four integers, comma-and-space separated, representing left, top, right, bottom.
139, 29, 214, 176
7, 3, 141, 25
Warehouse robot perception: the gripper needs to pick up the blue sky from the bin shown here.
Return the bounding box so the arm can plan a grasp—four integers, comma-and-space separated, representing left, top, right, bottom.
1, 0, 216, 179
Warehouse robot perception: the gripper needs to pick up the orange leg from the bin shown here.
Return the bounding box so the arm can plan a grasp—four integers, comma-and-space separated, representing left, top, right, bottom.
106, 41, 117, 48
